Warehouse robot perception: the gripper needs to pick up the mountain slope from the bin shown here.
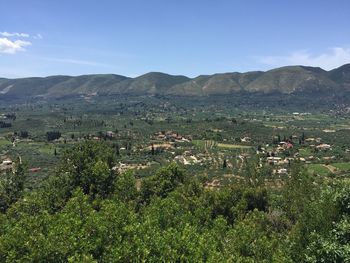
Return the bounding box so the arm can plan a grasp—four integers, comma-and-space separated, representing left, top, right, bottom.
46, 74, 129, 97
169, 71, 263, 95
245, 66, 338, 94
0, 76, 72, 98
115, 72, 190, 95
1, 64, 350, 100
328, 64, 350, 89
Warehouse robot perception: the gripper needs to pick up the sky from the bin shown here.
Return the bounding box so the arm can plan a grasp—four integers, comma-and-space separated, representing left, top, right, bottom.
0, 0, 350, 78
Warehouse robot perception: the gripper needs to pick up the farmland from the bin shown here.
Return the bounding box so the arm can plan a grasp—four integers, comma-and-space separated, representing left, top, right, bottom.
1, 95, 349, 189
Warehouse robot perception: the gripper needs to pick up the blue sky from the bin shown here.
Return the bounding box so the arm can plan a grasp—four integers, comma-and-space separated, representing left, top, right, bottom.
1, 0, 350, 78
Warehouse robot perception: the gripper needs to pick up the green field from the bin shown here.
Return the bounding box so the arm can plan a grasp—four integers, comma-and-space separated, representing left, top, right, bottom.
217, 143, 253, 149
193, 140, 252, 150
0, 139, 11, 146
307, 164, 331, 176
332, 162, 350, 172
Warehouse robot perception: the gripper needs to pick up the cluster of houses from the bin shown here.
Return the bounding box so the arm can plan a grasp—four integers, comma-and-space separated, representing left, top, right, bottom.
174, 151, 204, 165
153, 131, 191, 142
260, 135, 334, 176
316, 144, 332, 150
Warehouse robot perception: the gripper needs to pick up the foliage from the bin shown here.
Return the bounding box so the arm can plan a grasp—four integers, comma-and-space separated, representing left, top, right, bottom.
0, 160, 26, 212
47, 131, 61, 141
0, 141, 348, 262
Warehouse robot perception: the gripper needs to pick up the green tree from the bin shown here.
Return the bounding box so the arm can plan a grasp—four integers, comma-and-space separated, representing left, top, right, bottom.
114, 170, 138, 203
0, 159, 26, 212
55, 141, 117, 199
141, 163, 185, 203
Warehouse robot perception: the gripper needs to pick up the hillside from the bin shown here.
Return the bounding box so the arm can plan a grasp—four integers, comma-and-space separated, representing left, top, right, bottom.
115, 72, 190, 95
1, 64, 350, 100
328, 64, 350, 88
245, 66, 338, 94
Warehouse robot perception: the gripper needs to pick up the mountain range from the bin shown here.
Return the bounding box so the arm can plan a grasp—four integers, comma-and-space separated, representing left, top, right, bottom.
1, 64, 350, 100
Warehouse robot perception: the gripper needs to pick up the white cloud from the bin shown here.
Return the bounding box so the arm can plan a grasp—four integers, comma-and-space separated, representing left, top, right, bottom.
257, 47, 350, 70
0, 38, 31, 54
40, 57, 110, 67
0, 31, 30, 38
33, 33, 43, 39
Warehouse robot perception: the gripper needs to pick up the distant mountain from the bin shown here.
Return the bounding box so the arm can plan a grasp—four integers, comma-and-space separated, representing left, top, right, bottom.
169, 72, 263, 96
328, 64, 350, 88
1, 64, 350, 100
46, 74, 129, 97
244, 66, 338, 94
115, 72, 190, 95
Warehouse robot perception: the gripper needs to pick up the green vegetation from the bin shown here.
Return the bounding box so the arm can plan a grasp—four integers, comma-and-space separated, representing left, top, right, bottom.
217, 143, 252, 149
333, 162, 350, 171
0, 91, 350, 261
0, 141, 349, 262
1, 63, 350, 100
308, 164, 331, 176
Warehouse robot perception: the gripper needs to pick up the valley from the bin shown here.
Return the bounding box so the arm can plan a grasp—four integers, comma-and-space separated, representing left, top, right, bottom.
1, 94, 349, 189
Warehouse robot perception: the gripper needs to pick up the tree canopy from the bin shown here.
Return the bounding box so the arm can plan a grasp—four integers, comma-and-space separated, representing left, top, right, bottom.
0, 141, 349, 262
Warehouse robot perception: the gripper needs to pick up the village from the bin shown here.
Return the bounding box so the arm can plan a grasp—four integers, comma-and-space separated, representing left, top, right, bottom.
0, 99, 349, 191
106, 125, 349, 190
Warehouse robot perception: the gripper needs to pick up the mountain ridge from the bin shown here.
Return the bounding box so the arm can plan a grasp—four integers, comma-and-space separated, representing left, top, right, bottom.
1, 64, 350, 100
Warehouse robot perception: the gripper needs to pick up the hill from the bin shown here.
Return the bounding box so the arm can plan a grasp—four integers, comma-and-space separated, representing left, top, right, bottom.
244, 66, 338, 94
328, 64, 350, 88
1, 64, 350, 100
